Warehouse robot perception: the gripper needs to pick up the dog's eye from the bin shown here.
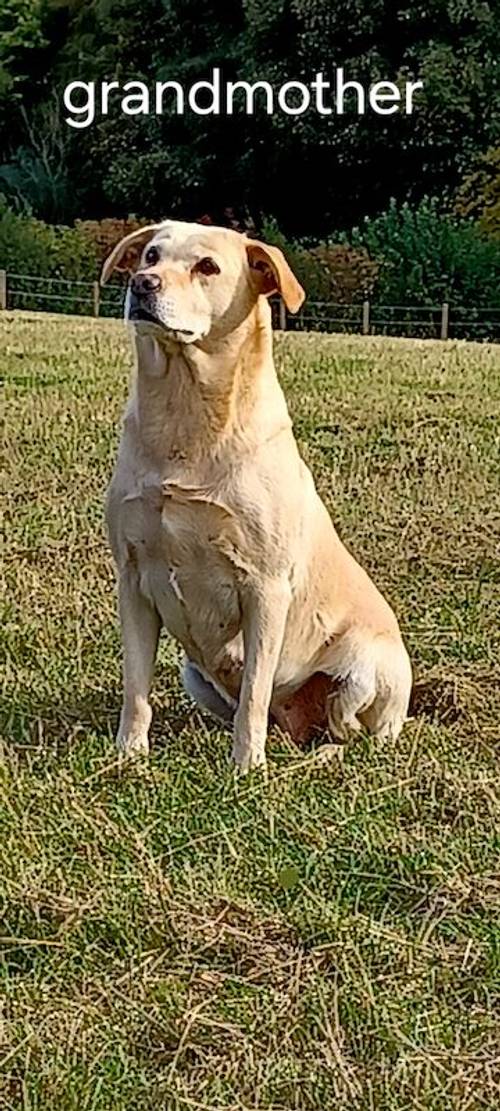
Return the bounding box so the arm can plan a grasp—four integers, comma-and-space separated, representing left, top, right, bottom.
145, 246, 159, 266
195, 257, 220, 276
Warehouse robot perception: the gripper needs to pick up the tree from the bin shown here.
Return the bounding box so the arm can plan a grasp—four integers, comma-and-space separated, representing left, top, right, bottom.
0, 0, 49, 147
0, 99, 76, 222
238, 1, 499, 235
0, 1, 498, 235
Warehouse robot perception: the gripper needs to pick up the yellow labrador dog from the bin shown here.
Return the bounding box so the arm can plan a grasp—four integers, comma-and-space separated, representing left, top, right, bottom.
101, 220, 412, 771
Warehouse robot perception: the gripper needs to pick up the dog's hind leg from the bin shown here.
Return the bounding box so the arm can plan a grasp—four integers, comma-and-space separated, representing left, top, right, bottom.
358, 645, 412, 742
326, 666, 377, 743
325, 636, 412, 744
182, 660, 236, 725
358, 697, 405, 741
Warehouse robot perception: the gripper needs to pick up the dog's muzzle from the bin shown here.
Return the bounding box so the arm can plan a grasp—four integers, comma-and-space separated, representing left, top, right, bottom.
127, 292, 196, 338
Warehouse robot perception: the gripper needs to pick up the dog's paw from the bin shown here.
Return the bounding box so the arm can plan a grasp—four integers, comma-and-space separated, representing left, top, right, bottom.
116, 729, 150, 759
314, 741, 346, 766
231, 740, 267, 775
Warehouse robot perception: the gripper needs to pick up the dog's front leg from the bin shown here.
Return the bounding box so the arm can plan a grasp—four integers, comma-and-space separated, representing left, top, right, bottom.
116, 570, 161, 757
232, 576, 291, 773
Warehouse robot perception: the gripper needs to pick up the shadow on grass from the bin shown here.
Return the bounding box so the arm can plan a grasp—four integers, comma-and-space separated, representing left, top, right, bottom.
1, 688, 118, 752
0, 679, 219, 761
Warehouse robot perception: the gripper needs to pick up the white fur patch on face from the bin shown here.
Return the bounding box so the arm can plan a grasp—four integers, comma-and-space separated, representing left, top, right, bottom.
155, 292, 207, 338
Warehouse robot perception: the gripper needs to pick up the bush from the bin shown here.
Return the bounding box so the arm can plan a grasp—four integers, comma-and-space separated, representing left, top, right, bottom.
0, 199, 96, 280
0, 202, 128, 314
309, 245, 379, 304
342, 198, 500, 309
0, 201, 58, 278
75, 217, 149, 266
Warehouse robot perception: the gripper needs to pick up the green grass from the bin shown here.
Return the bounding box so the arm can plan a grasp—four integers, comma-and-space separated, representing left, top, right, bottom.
1, 312, 499, 1110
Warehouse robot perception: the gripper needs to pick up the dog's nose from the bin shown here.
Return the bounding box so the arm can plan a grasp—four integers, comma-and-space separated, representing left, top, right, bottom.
131, 271, 162, 297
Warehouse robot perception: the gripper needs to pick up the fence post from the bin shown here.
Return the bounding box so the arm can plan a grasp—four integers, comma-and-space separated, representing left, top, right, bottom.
0, 270, 6, 310
362, 299, 370, 335
278, 298, 287, 331
92, 280, 100, 317
441, 301, 449, 341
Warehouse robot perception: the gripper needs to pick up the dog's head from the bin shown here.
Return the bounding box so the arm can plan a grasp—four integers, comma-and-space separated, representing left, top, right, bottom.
101, 220, 305, 346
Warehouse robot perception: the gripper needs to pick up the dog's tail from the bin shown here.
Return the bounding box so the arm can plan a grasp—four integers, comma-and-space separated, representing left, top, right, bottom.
182, 658, 236, 725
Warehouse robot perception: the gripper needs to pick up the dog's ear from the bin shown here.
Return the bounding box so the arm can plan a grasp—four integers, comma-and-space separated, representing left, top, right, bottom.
100, 224, 163, 285
245, 240, 305, 313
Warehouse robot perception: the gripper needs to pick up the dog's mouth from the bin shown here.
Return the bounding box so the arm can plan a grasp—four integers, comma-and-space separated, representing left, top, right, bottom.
128, 305, 196, 338
129, 306, 162, 326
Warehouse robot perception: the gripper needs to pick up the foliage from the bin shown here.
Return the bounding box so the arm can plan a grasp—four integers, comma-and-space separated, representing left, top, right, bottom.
75, 217, 149, 265
343, 198, 500, 307
454, 147, 500, 239
309, 244, 379, 303
0, 0, 47, 98
0, 199, 97, 279
0, 199, 101, 312
0, 198, 55, 275
0, 99, 77, 224
0, 2, 498, 232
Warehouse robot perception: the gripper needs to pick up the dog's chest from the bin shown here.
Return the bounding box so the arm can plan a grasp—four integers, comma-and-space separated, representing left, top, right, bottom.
117, 483, 242, 660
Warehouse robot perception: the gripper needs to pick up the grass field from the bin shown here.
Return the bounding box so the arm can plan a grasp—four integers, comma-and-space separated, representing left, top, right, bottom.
1, 312, 500, 1111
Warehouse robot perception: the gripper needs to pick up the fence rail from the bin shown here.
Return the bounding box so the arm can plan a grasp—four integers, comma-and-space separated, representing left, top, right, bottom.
1, 270, 499, 342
